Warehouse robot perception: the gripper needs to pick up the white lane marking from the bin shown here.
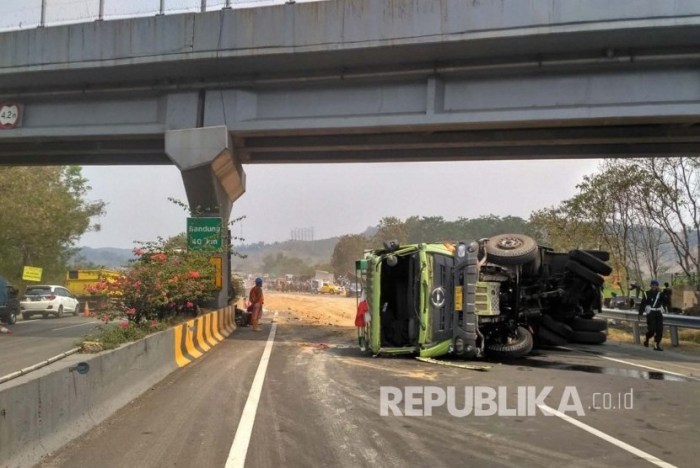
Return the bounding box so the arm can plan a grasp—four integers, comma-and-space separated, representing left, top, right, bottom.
225, 323, 277, 468
51, 321, 100, 332
559, 346, 694, 380
538, 404, 677, 468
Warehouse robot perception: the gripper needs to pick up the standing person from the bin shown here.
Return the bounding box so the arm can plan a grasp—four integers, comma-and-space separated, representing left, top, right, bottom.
662, 282, 673, 313
248, 277, 264, 332
639, 280, 669, 351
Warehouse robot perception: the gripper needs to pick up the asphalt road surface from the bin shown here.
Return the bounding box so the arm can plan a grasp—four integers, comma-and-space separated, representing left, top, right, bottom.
37, 310, 699, 468
0, 315, 100, 377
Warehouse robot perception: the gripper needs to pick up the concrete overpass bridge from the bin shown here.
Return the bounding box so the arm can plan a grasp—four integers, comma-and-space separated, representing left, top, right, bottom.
2, 0, 700, 302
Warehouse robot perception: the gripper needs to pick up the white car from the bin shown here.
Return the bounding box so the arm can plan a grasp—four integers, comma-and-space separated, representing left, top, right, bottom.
20, 285, 80, 320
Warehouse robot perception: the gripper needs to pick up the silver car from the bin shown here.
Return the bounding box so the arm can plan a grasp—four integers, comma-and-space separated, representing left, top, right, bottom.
20, 285, 80, 320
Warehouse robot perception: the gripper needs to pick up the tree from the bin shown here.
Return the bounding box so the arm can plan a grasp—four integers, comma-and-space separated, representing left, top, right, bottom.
331, 234, 368, 277
633, 157, 700, 286
0, 166, 105, 284
372, 216, 408, 247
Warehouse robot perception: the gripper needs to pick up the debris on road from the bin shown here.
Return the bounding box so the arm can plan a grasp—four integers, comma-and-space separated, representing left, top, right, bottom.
416, 356, 491, 372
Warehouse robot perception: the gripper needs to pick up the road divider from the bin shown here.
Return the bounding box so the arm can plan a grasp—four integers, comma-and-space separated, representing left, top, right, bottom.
0, 306, 237, 467
174, 306, 236, 368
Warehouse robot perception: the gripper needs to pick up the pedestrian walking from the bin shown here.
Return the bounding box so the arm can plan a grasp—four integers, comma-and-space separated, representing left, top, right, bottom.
639, 280, 669, 351
248, 277, 264, 332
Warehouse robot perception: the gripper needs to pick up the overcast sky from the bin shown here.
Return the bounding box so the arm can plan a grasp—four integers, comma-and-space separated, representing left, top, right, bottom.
78, 159, 603, 249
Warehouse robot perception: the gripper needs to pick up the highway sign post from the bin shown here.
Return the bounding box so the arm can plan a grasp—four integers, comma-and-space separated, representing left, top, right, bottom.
187, 217, 222, 252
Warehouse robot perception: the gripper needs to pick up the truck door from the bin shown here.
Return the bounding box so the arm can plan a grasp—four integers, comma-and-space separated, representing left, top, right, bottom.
430, 253, 454, 343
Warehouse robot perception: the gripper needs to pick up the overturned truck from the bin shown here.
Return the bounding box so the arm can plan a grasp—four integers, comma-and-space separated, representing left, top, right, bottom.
356, 234, 611, 359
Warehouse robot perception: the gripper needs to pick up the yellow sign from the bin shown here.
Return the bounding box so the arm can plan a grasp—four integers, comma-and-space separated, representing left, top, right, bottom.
23, 266, 43, 282
209, 256, 223, 289
454, 286, 463, 311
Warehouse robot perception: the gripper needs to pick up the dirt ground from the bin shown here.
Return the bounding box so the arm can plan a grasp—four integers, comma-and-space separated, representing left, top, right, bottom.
248, 291, 360, 327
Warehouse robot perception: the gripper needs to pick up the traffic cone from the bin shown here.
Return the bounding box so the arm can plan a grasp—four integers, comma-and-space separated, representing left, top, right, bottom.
0, 326, 12, 334
83, 301, 91, 317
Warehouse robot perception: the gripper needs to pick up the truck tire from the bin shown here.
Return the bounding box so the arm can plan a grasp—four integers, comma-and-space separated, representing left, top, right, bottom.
571, 330, 607, 344
583, 250, 610, 262
537, 326, 568, 347
565, 261, 604, 287
486, 326, 533, 359
541, 314, 574, 339
570, 317, 608, 332
485, 234, 538, 266
569, 250, 612, 276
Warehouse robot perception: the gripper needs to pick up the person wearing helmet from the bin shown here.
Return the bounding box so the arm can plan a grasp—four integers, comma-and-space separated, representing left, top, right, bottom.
248, 277, 265, 332
638, 279, 668, 351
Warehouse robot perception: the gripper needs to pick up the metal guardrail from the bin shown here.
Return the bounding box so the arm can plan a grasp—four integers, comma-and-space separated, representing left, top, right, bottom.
598, 307, 700, 347
1, 0, 304, 32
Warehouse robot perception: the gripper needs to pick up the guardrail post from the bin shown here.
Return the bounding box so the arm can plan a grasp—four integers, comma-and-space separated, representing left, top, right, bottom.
670, 325, 680, 347
224, 0, 232, 9
39, 0, 47, 27
631, 320, 641, 344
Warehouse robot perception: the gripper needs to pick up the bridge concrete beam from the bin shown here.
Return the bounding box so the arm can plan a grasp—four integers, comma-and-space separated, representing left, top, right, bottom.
165, 125, 246, 308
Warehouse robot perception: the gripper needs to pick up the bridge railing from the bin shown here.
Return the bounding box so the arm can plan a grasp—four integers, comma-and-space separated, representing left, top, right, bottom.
1, 0, 310, 33
598, 307, 700, 347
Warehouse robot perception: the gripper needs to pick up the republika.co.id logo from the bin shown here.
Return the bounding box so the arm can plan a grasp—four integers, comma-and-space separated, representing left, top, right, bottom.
379, 386, 633, 417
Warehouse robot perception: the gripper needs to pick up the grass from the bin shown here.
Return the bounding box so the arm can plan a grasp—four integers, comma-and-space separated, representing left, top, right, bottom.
78, 315, 187, 352
606, 323, 700, 354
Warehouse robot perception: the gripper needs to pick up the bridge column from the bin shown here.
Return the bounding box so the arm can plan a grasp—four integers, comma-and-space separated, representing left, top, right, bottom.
165, 126, 246, 309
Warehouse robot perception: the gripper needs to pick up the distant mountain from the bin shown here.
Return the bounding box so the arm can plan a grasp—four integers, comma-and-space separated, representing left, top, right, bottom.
72, 247, 134, 268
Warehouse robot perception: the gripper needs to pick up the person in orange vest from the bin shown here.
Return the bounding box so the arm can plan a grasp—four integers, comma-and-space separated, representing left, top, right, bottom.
248, 277, 265, 332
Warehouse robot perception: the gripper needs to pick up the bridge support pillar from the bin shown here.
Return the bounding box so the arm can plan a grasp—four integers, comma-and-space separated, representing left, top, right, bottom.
165, 126, 246, 309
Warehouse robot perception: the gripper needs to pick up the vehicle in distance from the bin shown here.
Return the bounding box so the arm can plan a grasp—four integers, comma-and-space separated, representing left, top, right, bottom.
356, 234, 611, 360
0, 276, 20, 325
346, 283, 363, 297
20, 285, 80, 320
609, 295, 641, 310
319, 283, 342, 295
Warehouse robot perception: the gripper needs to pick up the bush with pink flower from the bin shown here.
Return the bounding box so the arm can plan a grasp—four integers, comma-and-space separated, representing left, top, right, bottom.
95, 238, 218, 324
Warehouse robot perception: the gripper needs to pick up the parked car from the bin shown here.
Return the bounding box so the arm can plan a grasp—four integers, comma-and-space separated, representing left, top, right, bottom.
20, 285, 80, 319
0, 277, 20, 325
346, 283, 363, 297
609, 295, 641, 310
319, 283, 342, 295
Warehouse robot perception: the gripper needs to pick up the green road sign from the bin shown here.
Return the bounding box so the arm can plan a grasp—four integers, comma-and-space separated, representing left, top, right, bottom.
187, 217, 222, 251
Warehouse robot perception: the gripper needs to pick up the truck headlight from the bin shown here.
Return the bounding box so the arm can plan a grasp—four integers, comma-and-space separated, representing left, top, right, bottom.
457, 242, 467, 258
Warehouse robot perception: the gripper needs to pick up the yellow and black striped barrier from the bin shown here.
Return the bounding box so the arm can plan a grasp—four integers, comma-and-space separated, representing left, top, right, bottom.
174, 306, 236, 367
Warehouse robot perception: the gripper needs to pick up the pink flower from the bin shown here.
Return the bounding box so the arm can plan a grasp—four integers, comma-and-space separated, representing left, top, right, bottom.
186, 301, 194, 309
189, 271, 200, 279
133, 248, 145, 256
119, 321, 129, 329
126, 308, 137, 316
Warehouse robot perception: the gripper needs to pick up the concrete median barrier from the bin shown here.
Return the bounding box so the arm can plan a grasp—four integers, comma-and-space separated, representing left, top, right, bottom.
0, 308, 236, 467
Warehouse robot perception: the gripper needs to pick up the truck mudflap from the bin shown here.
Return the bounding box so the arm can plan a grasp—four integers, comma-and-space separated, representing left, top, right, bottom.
452, 242, 481, 358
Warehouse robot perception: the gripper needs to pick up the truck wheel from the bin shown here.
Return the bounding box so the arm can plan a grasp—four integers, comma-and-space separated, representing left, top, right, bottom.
569, 250, 612, 276
571, 330, 607, 344
570, 317, 607, 332
537, 326, 568, 347
485, 234, 538, 266
486, 326, 533, 359
565, 261, 604, 287
541, 314, 574, 339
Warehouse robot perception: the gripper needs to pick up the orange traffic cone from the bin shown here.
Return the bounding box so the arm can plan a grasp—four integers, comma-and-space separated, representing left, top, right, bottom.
83, 301, 91, 317
0, 326, 12, 334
